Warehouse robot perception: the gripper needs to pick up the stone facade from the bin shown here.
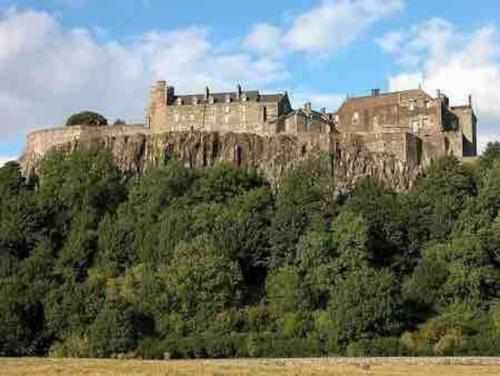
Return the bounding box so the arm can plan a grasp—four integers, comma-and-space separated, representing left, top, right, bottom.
146, 81, 335, 135
333, 88, 477, 164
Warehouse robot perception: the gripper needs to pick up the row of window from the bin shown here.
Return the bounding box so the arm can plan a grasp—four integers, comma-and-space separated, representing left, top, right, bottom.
172, 106, 268, 123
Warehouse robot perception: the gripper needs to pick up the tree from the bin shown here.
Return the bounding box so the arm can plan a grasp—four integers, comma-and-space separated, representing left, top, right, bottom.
160, 236, 242, 319
325, 268, 401, 346
269, 158, 334, 270
66, 111, 108, 127
88, 303, 136, 357
411, 156, 477, 241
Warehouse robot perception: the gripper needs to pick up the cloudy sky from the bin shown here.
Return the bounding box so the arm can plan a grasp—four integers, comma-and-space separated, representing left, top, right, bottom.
0, 0, 499, 164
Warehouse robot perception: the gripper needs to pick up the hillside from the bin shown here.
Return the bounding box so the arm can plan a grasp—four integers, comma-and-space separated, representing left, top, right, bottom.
1, 142, 499, 358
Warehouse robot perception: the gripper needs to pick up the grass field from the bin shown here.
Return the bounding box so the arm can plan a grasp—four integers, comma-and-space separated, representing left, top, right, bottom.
1, 357, 500, 376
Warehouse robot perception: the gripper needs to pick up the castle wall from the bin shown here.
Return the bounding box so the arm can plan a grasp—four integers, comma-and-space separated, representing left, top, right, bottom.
336, 90, 443, 135
150, 101, 280, 135
452, 106, 477, 156
22, 125, 148, 165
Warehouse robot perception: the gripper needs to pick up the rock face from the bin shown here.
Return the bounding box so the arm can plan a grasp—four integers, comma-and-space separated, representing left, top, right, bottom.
20, 125, 423, 190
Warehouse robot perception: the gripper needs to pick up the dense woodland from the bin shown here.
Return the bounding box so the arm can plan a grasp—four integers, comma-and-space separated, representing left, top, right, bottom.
1, 143, 500, 358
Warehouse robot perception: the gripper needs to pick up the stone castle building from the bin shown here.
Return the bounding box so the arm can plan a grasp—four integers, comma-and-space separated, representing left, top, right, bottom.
20, 79, 478, 189
146, 80, 335, 135
146, 81, 477, 165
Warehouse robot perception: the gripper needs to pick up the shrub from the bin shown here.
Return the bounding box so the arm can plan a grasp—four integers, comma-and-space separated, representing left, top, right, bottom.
346, 337, 408, 357
66, 111, 108, 126
49, 335, 90, 358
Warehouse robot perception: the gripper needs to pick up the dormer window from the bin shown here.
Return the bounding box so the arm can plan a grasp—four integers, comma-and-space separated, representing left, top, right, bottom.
241, 92, 247, 102
208, 95, 215, 104
192, 96, 198, 105
176, 97, 183, 105
225, 94, 231, 103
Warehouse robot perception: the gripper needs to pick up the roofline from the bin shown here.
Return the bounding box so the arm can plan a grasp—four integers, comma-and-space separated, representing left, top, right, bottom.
344, 88, 433, 101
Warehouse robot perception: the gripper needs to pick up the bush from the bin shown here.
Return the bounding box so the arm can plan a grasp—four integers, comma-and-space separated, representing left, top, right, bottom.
346, 337, 408, 357
66, 111, 108, 126
244, 333, 321, 358
163, 335, 239, 359
49, 335, 90, 358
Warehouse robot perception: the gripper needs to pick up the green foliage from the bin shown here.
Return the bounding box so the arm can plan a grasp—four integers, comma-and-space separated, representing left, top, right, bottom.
1, 149, 499, 358
346, 337, 408, 357
326, 268, 401, 347
66, 111, 108, 126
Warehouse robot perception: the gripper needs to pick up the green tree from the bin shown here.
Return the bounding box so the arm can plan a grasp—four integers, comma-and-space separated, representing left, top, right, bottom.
66, 111, 108, 126
325, 268, 401, 347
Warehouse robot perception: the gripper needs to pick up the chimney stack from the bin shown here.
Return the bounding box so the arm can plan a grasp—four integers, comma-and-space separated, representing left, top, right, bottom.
371, 88, 380, 96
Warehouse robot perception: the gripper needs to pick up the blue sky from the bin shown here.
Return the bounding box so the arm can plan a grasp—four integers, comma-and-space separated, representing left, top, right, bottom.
0, 0, 499, 163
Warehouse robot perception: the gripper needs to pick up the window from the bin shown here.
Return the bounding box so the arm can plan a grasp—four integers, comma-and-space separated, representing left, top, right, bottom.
422, 117, 430, 130
235, 145, 243, 167
411, 119, 420, 133
352, 112, 359, 126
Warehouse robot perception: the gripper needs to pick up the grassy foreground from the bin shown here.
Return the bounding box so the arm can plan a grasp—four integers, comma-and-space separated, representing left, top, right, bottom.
1, 357, 500, 376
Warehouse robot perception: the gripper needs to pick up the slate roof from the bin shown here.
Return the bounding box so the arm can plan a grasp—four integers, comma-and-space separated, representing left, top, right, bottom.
174, 90, 285, 105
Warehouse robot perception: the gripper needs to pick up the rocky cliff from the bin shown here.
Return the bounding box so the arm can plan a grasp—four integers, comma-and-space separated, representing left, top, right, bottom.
20, 126, 422, 190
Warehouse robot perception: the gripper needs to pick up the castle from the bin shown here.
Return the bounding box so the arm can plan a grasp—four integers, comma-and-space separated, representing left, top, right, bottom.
146, 81, 477, 165
20, 80, 478, 189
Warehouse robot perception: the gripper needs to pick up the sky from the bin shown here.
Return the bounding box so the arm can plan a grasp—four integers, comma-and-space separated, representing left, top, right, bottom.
1, 0, 499, 165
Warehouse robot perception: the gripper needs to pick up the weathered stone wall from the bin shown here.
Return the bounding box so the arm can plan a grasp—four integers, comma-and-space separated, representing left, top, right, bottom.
334, 89, 477, 162
150, 100, 281, 135
21, 124, 148, 170
147, 81, 289, 136
20, 126, 421, 190
452, 105, 477, 156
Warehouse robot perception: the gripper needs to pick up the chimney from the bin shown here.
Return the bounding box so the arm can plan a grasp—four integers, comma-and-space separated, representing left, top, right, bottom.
320, 107, 326, 114
371, 88, 380, 96
204, 86, 210, 101
304, 102, 312, 112
468, 94, 473, 107
437, 89, 441, 99
236, 84, 242, 99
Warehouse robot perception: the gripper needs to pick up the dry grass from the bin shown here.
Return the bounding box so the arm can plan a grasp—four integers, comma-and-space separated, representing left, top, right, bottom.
1, 357, 500, 376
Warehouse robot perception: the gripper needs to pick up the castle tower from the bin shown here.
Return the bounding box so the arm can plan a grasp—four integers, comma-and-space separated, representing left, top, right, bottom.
147, 80, 174, 131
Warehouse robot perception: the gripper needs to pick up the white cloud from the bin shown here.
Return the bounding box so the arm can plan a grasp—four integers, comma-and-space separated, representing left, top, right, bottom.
380, 18, 500, 153
291, 91, 344, 111
0, 8, 287, 138
244, 23, 282, 56
0, 156, 17, 167
283, 0, 404, 55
